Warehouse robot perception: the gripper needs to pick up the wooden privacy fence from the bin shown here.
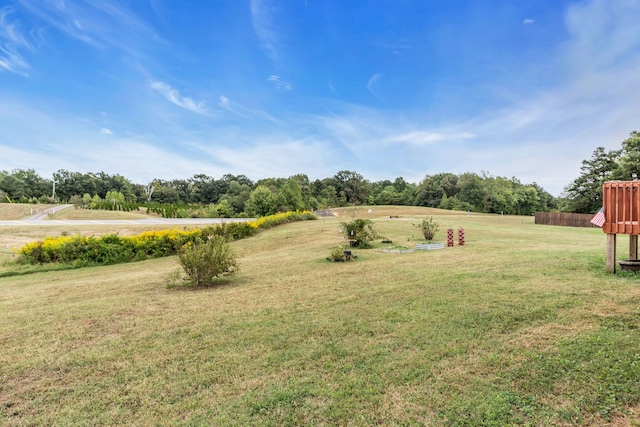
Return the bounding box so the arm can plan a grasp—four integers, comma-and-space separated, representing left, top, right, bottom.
534, 212, 599, 228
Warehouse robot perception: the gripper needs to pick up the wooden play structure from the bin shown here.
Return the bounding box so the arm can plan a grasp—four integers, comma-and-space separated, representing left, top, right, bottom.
602, 181, 640, 273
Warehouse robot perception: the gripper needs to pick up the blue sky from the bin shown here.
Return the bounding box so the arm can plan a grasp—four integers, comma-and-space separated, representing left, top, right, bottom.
1, 0, 639, 196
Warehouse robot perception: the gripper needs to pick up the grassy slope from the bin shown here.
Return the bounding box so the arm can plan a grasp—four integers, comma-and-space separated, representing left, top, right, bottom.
1, 207, 640, 425
0, 204, 57, 220
0, 203, 155, 221
48, 207, 154, 220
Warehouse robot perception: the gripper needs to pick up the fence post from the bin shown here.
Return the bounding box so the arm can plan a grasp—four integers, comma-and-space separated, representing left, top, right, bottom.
607, 233, 617, 273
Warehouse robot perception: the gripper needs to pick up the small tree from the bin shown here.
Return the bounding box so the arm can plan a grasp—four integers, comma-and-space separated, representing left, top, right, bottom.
340, 218, 382, 248
177, 236, 238, 287
414, 217, 439, 241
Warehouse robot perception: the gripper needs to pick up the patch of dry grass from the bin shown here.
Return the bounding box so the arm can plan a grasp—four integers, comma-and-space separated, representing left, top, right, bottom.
48, 207, 155, 220
0, 203, 55, 220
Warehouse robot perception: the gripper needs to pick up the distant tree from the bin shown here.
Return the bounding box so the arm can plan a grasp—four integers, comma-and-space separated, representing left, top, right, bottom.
218, 180, 252, 214
456, 172, 484, 211
245, 185, 277, 217
214, 199, 234, 217
374, 185, 403, 205
531, 182, 556, 212
222, 174, 254, 188
189, 174, 226, 204
289, 173, 313, 207
315, 183, 341, 208
278, 179, 306, 211
105, 190, 126, 209
151, 182, 181, 204
69, 194, 83, 207
613, 131, 640, 180
331, 170, 371, 205
91, 194, 102, 208
10, 169, 50, 199
53, 170, 90, 202
481, 176, 521, 214
415, 173, 458, 207
0, 173, 27, 201
564, 146, 620, 213
170, 179, 190, 203
143, 182, 156, 202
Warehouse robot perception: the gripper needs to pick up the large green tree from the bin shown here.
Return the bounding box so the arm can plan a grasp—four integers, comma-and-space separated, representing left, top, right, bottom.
244, 185, 278, 217
613, 131, 640, 180
415, 173, 459, 207
564, 146, 620, 213
330, 170, 371, 205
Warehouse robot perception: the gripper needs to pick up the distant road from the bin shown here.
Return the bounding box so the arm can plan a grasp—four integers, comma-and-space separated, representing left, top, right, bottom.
0, 218, 253, 226
23, 204, 74, 220
0, 208, 254, 227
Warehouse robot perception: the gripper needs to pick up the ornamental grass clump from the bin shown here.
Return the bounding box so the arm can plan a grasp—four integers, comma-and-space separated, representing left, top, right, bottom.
176, 236, 238, 287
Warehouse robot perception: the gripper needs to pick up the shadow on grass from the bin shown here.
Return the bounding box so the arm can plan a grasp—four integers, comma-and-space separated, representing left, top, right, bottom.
165, 271, 246, 291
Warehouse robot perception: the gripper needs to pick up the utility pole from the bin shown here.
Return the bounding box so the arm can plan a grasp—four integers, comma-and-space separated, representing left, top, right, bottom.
52, 178, 56, 200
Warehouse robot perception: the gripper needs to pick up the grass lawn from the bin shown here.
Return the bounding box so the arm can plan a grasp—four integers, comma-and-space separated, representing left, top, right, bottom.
0, 204, 57, 220
1, 206, 640, 425
48, 207, 155, 221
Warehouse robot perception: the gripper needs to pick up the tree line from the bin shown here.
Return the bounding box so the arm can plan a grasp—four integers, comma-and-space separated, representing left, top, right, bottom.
0, 167, 558, 216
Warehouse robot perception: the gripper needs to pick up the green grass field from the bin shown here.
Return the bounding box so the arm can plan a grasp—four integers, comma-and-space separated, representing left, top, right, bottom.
1, 205, 640, 425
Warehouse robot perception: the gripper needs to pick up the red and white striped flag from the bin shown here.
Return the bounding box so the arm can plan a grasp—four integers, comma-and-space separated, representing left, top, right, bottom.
590, 208, 605, 227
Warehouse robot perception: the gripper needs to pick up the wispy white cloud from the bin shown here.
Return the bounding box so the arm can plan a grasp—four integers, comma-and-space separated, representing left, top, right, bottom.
563, 0, 640, 74
385, 131, 475, 146
267, 75, 292, 90
328, 81, 338, 96
251, 0, 280, 61
206, 138, 335, 178
0, 7, 33, 75
218, 95, 249, 118
3, 0, 640, 199
523, 19, 534, 24
380, 39, 413, 56
366, 72, 383, 100
150, 80, 211, 116
0, 98, 220, 182
16, 0, 163, 58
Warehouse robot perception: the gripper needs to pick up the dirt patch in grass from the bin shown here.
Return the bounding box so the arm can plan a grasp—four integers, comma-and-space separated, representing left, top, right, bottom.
605, 404, 640, 427
510, 322, 595, 351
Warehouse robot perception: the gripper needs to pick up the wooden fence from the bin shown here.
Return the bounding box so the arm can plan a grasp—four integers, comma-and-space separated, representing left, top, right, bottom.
534, 212, 599, 228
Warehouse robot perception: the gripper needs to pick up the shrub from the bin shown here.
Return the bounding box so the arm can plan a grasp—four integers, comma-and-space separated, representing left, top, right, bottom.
16, 210, 316, 267
340, 218, 382, 248
328, 244, 347, 262
327, 244, 356, 262
414, 217, 439, 241
177, 236, 238, 287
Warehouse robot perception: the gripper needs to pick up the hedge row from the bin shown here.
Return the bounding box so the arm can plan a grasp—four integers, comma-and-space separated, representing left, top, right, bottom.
16, 211, 316, 266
